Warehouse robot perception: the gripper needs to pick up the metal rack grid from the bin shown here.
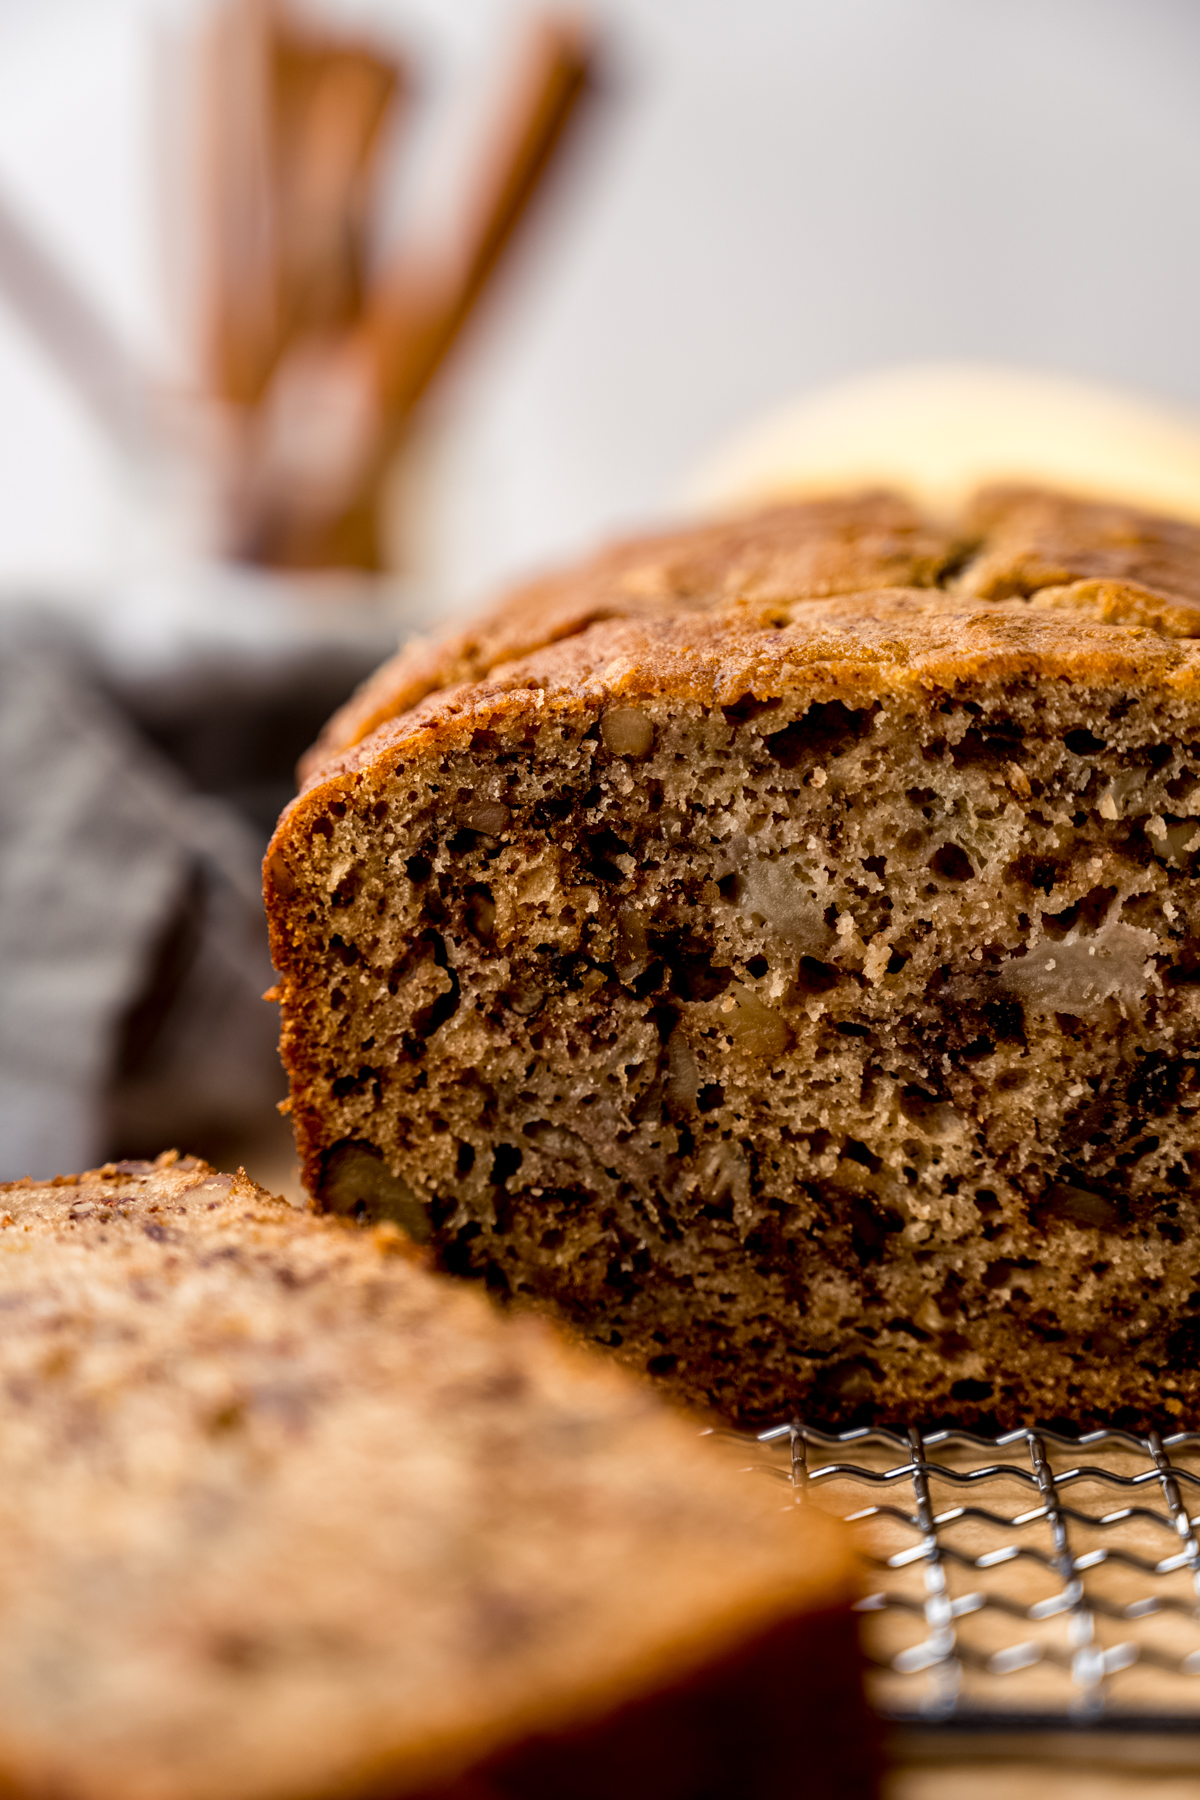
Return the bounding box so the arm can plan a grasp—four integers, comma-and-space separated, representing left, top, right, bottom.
744, 1421, 1200, 1729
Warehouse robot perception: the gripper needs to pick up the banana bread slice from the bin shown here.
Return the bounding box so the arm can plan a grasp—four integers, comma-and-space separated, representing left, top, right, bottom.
0, 1152, 866, 1800
267, 488, 1200, 1432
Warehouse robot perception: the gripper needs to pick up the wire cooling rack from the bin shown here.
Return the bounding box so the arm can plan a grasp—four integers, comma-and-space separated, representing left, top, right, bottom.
742, 1421, 1200, 1733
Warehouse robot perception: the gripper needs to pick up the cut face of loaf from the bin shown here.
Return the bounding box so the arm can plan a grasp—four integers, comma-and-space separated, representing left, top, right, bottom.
268, 513, 1200, 1431
0, 1155, 866, 1800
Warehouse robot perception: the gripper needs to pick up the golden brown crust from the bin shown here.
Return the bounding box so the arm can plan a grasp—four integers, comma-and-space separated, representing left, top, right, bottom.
0, 1154, 859, 1800
799, 578, 1200, 640
960, 483, 1200, 613
1023, 576, 1200, 637
300, 485, 1200, 787
281, 603, 1199, 818
300, 493, 960, 782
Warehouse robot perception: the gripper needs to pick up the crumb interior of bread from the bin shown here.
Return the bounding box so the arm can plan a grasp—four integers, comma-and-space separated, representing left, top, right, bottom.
280, 680, 1200, 1426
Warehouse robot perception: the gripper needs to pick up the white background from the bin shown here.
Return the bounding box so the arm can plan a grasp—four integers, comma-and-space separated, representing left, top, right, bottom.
1, 0, 1200, 609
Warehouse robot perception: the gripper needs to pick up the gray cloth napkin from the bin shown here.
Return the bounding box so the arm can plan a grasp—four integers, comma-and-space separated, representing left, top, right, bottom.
0, 622, 280, 1179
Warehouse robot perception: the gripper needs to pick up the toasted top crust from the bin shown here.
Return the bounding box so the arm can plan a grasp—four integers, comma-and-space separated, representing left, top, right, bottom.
299, 485, 1200, 787
301, 493, 960, 781
962, 484, 1200, 606
0, 1154, 853, 1800
279, 602, 1200, 834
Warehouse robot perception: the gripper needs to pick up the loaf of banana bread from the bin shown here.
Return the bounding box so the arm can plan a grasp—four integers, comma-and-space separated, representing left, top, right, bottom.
0, 1153, 867, 1800
267, 488, 1200, 1430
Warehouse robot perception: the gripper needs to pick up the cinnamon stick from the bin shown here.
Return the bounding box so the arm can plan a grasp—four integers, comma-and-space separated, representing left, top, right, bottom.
246, 13, 596, 569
